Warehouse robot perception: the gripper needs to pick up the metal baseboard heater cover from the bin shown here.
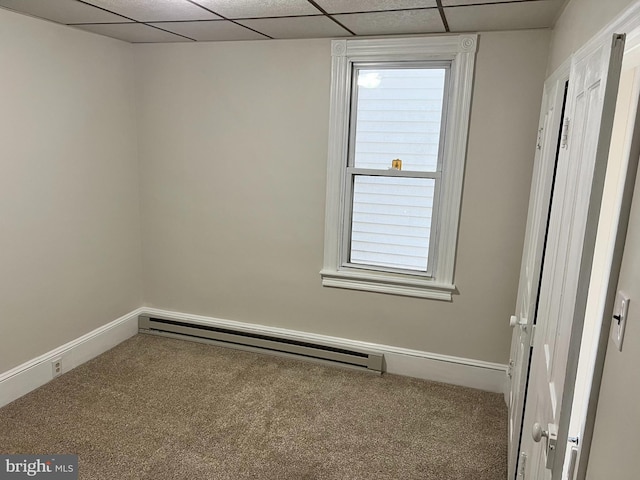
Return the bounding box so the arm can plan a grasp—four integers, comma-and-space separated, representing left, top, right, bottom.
139, 315, 384, 373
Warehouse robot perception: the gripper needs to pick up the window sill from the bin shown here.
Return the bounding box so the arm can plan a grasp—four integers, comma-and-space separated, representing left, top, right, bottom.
320, 269, 455, 301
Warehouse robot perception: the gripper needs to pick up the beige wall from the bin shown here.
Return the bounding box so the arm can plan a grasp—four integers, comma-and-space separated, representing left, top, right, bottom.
0, 10, 142, 372
548, 0, 637, 73
586, 66, 640, 480
135, 30, 550, 364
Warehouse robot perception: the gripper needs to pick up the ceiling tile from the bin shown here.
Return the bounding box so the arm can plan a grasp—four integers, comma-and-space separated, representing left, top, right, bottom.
445, 1, 559, 31
236, 16, 349, 39
73, 23, 193, 43
193, 0, 320, 19
86, 0, 220, 22
0, 0, 126, 24
334, 9, 444, 35
150, 20, 266, 41
315, 0, 437, 14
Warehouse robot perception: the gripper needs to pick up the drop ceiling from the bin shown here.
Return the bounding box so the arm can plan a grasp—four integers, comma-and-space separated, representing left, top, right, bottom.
0, 0, 565, 43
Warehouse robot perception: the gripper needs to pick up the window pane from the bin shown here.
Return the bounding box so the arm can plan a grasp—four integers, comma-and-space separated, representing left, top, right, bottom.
353, 68, 446, 172
350, 176, 435, 272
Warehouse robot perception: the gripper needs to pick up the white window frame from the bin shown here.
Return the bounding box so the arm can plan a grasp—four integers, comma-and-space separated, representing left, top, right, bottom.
320, 35, 478, 301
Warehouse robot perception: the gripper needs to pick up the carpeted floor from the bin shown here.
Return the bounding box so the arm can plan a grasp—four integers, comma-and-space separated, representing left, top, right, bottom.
0, 335, 507, 479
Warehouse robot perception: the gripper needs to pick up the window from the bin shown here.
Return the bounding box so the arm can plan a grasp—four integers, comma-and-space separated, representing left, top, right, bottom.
321, 36, 477, 300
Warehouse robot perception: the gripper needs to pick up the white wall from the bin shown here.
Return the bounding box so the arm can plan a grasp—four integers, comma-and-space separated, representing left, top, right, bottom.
135, 30, 550, 364
0, 9, 142, 373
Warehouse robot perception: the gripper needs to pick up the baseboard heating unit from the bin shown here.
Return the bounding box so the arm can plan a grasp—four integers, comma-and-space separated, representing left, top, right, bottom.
139, 315, 384, 373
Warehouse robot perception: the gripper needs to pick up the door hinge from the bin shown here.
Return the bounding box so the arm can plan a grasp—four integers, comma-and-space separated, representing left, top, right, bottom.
536, 127, 544, 150
507, 359, 515, 378
529, 324, 537, 347
518, 452, 527, 478
561, 117, 570, 148
567, 445, 579, 479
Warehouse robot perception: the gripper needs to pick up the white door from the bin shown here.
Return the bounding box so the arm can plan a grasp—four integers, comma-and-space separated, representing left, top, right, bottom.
568, 48, 640, 480
507, 68, 569, 480
519, 34, 625, 480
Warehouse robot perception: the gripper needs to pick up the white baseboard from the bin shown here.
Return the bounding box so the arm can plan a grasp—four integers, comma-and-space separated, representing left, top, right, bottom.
142, 308, 509, 394
0, 308, 143, 408
0, 306, 508, 408
383, 350, 508, 394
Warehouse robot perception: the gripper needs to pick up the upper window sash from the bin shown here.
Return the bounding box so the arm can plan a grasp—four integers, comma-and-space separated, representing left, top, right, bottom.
321, 35, 478, 301
347, 61, 452, 175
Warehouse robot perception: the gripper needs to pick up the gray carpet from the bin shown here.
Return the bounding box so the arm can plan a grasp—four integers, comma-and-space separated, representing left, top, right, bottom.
0, 335, 507, 479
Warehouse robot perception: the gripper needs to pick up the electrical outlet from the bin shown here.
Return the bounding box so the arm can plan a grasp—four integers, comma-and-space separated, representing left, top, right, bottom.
52, 358, 63, 378
611, 291, 630, 351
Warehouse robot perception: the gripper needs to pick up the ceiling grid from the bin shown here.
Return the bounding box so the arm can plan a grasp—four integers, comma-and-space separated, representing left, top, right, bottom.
0, 0, 562, 43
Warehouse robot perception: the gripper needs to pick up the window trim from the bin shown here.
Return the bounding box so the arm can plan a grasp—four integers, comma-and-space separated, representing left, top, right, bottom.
321, 35, 478, 301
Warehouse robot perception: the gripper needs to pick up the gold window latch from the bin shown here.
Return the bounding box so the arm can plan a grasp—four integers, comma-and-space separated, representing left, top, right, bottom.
391, 159, 402, 170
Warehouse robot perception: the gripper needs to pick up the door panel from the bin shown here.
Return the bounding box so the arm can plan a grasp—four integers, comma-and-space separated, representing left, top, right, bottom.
508, 70, 568, 479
